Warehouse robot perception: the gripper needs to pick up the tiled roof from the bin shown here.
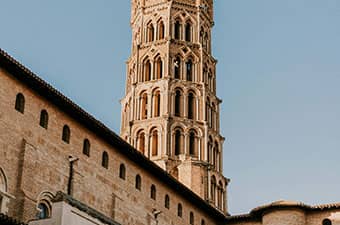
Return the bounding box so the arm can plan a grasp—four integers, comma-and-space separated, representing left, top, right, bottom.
226, 200, 340, 223
0, 48, 227, 221
0, 214, 27, 225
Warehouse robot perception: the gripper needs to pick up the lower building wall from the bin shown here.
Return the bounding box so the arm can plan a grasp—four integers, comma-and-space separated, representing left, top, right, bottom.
263, 209, 306, 225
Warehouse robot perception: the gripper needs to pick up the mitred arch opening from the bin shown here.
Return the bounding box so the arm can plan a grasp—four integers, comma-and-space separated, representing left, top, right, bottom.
174, 56, 181, 79
174, 20, 181, 40
155, 57, 163, 79
158, 20, 165, 40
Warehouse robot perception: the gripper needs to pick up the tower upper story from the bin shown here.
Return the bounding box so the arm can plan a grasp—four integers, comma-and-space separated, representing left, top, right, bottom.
121, 0, 228, 214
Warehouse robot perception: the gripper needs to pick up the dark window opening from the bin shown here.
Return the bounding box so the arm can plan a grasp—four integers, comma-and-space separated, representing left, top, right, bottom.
39, 110, 49, 129
83, 139, 90, 157
119, 164, 126, 180
102, 151, 109, 169
62, 125, 70, 144
15, 93, 25, 113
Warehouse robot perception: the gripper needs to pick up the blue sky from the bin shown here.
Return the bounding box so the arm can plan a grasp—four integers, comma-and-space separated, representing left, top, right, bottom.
1, 0, 340, 215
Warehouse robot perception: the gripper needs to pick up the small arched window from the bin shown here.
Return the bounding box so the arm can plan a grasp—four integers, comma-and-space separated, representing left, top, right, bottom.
119, 164, 126, 180
175, 90, 181, 117
158, 21, 165, 40
155, 57, 163, 79
62, 125, 70, 144
83, 139, 90, 157
165, 194, 170, 209
39, 110, 49, 129
102, 151, 109, 169
177, 203, 183, 217
190, 212, 194, 225
174, 20, 181, 39
174, 57, 181, 79
323, 219, 332, 225
150, 184, 156, 200
186, 59, 193, 81
151, 129, 158, 156
15, 93, 25, 113
147, 23, 154, 42
188, 92, 195, 119
185, 23, 192, 42
137, 131, 146, 154
175, 129, 182, 156
153, 91, 161, 117
211, 175, 216, 204
135, 174, 141, 190
201, 219, 206, 225
189, 131, 196, 156
144, 60, 151, 81
37, 202, 51, 219
141, 92, 148, 119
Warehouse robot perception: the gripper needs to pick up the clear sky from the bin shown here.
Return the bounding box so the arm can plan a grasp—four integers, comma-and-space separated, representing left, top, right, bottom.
1, 0, 340, 215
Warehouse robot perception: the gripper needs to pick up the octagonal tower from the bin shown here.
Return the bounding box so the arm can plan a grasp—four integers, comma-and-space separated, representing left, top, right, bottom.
121, 0, 228, 213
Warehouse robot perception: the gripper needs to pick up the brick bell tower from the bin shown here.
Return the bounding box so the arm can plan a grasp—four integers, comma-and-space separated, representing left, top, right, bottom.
121, 0, 229, 213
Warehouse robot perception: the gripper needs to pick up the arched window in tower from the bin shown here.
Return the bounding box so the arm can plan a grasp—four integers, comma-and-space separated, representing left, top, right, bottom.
39, 110, 49, 129
144, 59, 151, 81
155, 57, 163, 79
214, 141, 219, 169
201, 219, 206, 225
137, 131, 146, 154
135, 174, 141, 190
211, 175, 216, 204
158, 20, 165, 40
164, 194, 170, 209
206, 98, 211, 126
185, 22, 192, 42
204, 32, 209, 52
83, 139, 90, 157
188, 92, 195, 119
203, 66, 208, 84
174, 57, 181, 79
212, 103, 216, 130
208, 70, 213, 90
102, 151, 109, 169
189, 130, 196, 156
150, 184, 156, 200
153, 90, 161, 117
147, 22, 154, 42
177, 203, 183, 217
174, 20, 181, 40
151, 129, 159, 157
208, 136, 213, 164
186, 59, 193, 81
62, 125, 71, 144
140, 92, 148, 119
175, 90, 182, 117
200, 26, 205, 46
218, 181, 224, 209
15, 93, 25, 114
190, 212, 194, 225
174, 129, 182, 156
119, 164, 126, 180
